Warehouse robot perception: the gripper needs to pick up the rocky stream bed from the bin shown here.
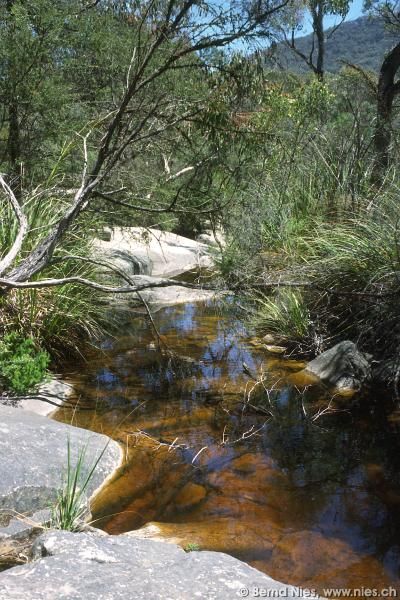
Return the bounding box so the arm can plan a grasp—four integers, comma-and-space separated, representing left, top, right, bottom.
1, 228, 399, 599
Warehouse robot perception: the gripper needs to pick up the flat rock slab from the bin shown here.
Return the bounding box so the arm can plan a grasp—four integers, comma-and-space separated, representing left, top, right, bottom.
141, 283, 218, 306
94, 227, 213, 279
0, 530, 316, 599
94, 273, 219, 308
19, 378, 74, 417
0, 405, 121, 517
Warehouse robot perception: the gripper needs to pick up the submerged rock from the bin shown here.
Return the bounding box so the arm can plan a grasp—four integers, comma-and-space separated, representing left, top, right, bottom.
305, 341, 371, 392
174, 483, 207, 510
0, 530, 318, 599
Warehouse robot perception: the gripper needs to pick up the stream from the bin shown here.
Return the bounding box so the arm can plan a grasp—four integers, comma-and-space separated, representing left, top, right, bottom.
55, 297, 400, 594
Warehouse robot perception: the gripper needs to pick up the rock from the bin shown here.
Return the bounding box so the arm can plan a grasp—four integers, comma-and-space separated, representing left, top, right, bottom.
93, 227, 213, 279
18, 378, 74, 417
0, 530, 317, 599
95, 273, 219, 308
305, 341, 371, 392
0, 508, 52, 571
139, 282, 219, 307
264, 345, 287, 355
0, 509, 50, 541
262, 334, 278, 344
196, 229, 225, 249
0, 405, 121, 518
92, 227, 218, 307
97, 227, 112, 242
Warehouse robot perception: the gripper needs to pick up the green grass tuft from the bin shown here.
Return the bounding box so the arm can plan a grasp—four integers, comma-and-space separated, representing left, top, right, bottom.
252, 288, 312, 342
50, 439, 108, 532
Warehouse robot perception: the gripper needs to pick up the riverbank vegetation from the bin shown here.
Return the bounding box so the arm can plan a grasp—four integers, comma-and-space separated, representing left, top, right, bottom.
0, 1, 400, 394
220, 68, 400, 367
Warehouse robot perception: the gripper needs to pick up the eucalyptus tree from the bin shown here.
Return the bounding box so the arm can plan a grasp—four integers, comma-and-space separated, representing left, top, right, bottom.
365, 1, 400, 183
0, 0, 288, 294
277, 0, 350, 79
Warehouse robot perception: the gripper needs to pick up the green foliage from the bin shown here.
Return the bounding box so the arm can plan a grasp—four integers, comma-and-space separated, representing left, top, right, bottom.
252, 289, 313, 343
0, 1, 398, 373
51, 439, 107, 532
301, 199, 400, 355
246, 196, 400, 357
218, 59, 400, 360
184, 542, 201, 552
220, 65, 382, 271
305, 217, 397, 289
247, 78, 334, 147
0, 188, 108, 358
0, 333, 50, 394
0, 0, 141, 182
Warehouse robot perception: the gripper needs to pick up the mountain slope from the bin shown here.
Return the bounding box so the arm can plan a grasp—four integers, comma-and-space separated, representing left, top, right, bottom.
270, 16, 398, 74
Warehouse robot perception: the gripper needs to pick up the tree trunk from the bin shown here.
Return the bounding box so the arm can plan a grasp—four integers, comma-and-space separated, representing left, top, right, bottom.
312, 3, 325, 81
372, 42, 400, 186
5, 0, 22, 199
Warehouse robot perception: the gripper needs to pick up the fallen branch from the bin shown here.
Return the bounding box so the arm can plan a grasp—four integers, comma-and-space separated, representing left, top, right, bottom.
0, 275, 219, 294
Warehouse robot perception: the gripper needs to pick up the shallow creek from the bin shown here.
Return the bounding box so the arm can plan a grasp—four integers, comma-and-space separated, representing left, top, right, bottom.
55, 299, 400, 594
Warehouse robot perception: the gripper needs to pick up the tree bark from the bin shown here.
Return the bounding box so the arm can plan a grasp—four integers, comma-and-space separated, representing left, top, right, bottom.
311, 2, 325, 81
5, 0, 22, 199
372, 42, 400, 186
285, 0, 326, 80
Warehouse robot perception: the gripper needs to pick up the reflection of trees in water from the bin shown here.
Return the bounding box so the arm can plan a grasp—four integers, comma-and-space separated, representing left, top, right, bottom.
64, 301, 400, 582
261, 383, 400, 572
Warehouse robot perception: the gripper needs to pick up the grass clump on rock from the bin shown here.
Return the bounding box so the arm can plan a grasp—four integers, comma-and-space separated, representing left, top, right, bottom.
51, 440, 107, 532
252, 289, 315, 354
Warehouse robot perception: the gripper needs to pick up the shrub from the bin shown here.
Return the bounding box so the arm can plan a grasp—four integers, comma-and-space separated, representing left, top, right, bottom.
250, 198, 400, 359
0, 333, 50, 394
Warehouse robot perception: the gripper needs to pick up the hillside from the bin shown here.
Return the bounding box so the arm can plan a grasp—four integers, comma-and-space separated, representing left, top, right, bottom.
270, 16, 397, 73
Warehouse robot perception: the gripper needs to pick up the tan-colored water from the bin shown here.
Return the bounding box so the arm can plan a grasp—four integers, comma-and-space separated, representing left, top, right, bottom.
55, 299, 400, 595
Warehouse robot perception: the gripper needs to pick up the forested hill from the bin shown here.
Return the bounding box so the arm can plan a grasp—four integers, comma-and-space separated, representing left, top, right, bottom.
269, 16, 397, 73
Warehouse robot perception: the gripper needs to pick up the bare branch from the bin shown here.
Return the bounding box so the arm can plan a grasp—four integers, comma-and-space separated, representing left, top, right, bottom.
0, 175, 28, 276
0, 274, 219, 294
282, 28, 318, 75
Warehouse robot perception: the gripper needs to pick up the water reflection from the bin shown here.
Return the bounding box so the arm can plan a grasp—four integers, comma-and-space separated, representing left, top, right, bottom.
55, 299, 400, 594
